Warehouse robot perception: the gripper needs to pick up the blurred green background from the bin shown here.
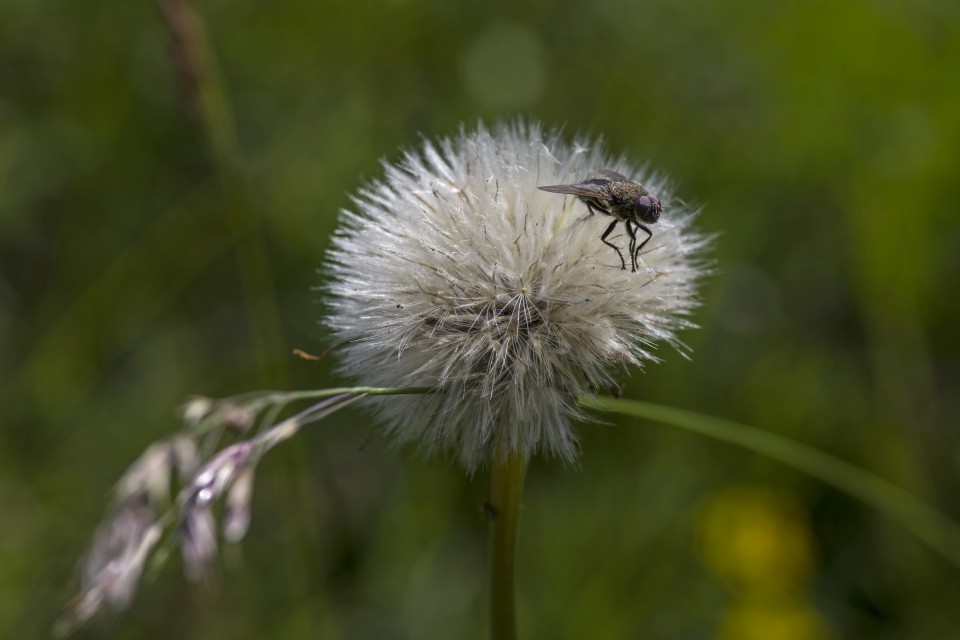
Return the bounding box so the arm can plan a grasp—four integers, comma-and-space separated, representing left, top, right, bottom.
3, 0, 959, 638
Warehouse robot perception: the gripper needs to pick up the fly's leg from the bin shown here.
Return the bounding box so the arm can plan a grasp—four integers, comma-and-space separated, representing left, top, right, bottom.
624, 221, 638, 272
578, 200, 602, 222
600, 219, 626, 270
633, 224, 653, 269
565, 200, 594, 223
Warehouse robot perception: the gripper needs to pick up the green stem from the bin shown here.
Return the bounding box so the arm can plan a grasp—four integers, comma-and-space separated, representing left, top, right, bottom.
581, 396, 960, 570
489, 451, 527, 640
261, 385, 434, 400
233, 385, 433, 408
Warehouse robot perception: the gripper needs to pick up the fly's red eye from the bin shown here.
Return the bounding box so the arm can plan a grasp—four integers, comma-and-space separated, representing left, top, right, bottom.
635, 195, 661, 224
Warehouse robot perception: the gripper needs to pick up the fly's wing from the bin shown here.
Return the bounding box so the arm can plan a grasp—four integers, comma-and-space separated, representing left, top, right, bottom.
537, 181, 610, 198
539, 169, 632, 196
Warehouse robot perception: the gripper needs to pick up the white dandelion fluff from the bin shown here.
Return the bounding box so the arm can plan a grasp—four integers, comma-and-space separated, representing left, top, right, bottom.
323, 120, 708, 471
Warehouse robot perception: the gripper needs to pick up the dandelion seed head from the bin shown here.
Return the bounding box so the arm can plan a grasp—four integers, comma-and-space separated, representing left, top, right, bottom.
323, 120, 708, 471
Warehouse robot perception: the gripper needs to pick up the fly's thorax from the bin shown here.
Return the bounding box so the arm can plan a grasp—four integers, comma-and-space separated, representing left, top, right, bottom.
608, 180, 649, 205
607, 181, 650, 222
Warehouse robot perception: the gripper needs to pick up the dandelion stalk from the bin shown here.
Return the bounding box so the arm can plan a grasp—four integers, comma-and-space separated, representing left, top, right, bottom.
488, 452, 526, 640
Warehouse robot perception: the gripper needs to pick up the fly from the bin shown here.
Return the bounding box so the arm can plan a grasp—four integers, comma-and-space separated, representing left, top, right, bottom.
539, 170, 662, 272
